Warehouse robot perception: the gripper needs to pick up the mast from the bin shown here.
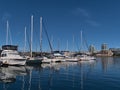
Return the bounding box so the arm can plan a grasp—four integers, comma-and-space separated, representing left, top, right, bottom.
66, 40, 68, 51
6, 20, 9, 45
57, 38, 60, 51
50, 35, 53, 51
73, 35, 74, 52
24, 26, 27, 52
30, 15, 33, 57
80, 31, 83, 52
43, 22, 53, 53
40, 17, 42, 55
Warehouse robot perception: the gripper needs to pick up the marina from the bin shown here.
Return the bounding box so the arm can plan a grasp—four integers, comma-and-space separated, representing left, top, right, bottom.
0, 57, 120, 90
0, 0, 120, 90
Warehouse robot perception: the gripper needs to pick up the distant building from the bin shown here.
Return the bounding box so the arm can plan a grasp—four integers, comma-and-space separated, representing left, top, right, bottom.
109, 48, 120, 56
101, 43, 108, 51
89, 45, 96, 53
96, 43, 113, 56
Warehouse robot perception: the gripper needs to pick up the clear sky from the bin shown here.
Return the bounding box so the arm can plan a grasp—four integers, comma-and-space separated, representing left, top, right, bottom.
0, 0, 120, 52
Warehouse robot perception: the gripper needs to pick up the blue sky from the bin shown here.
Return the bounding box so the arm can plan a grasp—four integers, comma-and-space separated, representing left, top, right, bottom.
0, 0, 120, 51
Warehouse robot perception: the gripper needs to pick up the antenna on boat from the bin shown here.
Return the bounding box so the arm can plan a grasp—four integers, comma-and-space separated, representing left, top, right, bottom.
30, 15, 33, 57
6, 20, 12, 45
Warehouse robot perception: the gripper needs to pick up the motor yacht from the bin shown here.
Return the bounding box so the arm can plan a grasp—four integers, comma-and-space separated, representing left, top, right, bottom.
0, 45, 26, 66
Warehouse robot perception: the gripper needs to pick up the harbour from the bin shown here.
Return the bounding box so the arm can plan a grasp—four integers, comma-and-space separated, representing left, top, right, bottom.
0, 0, 120, 90
0, 57, 120, 90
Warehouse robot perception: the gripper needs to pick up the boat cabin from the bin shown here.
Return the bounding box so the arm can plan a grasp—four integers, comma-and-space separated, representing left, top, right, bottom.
2, 45, 18, 50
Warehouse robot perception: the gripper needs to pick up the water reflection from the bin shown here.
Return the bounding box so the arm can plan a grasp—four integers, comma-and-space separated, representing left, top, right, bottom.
41, 60, 96, 70
1, 57, 120, 90
99, 57, 120, 72
40, 60, 96, 90
0, 66, 27, 83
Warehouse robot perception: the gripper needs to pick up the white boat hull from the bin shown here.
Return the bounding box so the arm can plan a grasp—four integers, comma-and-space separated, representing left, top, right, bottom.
0, 59, 26, 66
65, 58, 79, 62
79, 56, 96, 61
42, 58, 61, 63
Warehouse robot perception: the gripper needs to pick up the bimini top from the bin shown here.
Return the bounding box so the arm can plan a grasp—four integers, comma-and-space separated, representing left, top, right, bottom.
2, 45, 18, 50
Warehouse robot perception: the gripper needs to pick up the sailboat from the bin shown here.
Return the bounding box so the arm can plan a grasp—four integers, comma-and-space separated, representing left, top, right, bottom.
41, 18, 64, 63
0, 21, 26, 66
78, 31, 96, 61
26, 16, 43, 64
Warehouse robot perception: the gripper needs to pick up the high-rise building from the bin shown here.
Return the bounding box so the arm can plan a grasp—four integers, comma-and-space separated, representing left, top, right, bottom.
101, 43, 108, 51
89, 45, 96, 53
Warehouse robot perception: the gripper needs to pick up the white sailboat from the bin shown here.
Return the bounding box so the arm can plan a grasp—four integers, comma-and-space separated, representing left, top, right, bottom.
26, 16, 43, 64
41, 19, 63, 63
78, 31, 96, 61
64, 39, 80, 62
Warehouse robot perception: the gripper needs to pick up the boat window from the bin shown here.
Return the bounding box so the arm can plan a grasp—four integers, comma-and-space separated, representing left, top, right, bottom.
1, 54, 7, 57
9, 53, 19, 55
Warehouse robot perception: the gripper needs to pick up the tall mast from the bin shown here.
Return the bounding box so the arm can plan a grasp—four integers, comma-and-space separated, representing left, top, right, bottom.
80, 31, 82, 52
50, 35, 53, 51
6, 20, 9, 45
40, 17, 42, 54
30, 15, 33, 57
66, 40, 68, 51
57, 38, 60, 51
24, 26, 27, 52
73, 35, 74, 52
43, 22, 53, 53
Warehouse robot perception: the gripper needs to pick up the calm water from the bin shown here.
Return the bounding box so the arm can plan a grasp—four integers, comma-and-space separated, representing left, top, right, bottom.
0, 57, 120, 90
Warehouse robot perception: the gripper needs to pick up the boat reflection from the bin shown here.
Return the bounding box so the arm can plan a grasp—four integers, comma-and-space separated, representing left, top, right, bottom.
40, 60, 96, 90
0, 66, 27, 83
41, 60, 96, 71
41, 62, 78, 70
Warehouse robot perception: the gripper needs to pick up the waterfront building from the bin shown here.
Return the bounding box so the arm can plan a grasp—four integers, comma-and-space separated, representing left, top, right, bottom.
89, 45, 96, 54
101, 43, 108, 51
109, 48, 120, 56
96, 43, 113, 56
